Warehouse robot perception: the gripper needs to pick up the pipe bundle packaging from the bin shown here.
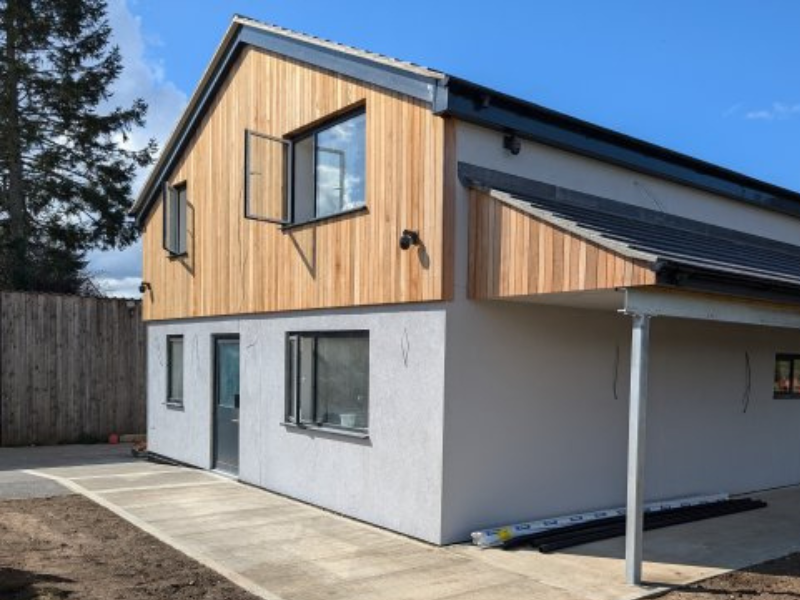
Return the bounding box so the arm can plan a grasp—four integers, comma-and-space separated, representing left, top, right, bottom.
471, 492, 728, 548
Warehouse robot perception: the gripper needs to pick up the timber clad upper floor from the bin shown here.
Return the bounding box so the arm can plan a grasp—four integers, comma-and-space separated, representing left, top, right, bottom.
140, 44, 451, 321
133, 16, 800, 322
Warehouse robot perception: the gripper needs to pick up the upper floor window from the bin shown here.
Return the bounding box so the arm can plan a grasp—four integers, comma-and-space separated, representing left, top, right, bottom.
292, 109, 366, 223
163, 183, 187, 256
244, 107, 366, 226
774, 354, 800, 399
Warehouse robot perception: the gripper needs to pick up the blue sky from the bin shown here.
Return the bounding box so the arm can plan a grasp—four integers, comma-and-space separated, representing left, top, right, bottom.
93, 0, 800, 295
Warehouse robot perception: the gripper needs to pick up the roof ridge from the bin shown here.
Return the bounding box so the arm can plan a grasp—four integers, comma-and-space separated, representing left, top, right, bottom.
232, 15, 447, 80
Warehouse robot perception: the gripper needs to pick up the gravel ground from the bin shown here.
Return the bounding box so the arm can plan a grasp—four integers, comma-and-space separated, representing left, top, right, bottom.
0, 495, 261, 600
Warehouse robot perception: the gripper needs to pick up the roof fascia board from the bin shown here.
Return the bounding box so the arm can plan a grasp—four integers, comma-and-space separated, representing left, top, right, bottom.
624, 287, 800, 326
132, 27, 243, 224
444, 83, 800, 219
132, 23, 441, 224
238, 27, 439, 104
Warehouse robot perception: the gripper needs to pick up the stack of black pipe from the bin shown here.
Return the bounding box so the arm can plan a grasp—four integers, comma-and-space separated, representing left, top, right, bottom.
501, 497, 766, 553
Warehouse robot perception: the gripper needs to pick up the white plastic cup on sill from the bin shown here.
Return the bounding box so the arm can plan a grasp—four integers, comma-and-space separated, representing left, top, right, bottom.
339, 413, 358, 428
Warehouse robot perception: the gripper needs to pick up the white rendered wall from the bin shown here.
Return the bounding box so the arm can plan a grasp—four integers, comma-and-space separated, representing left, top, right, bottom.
147, 304, 447, 543
439, 120, 800, 543
456, 121, 800, 244
441, 300, 800, 543
147, 319, 237, 469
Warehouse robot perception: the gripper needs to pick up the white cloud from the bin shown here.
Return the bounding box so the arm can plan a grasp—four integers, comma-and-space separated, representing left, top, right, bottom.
95, 276, 143, 298
88, 0, 188, 295
745, 102, 800, 121
722, 102, 743, 118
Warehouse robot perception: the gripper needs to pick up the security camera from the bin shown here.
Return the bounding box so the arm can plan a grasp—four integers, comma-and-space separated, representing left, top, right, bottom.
503, 133, 521, 155
399, 229, 421, 250
139, 281, 151, 294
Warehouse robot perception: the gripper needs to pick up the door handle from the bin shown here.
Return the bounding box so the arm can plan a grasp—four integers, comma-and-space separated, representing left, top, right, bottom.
232, 419, 239, 424
234, 393, 240, 409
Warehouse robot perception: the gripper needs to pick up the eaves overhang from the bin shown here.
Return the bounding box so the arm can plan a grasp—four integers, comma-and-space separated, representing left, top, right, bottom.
129, 16, 445, 225
463, 163, 800, 308
130, 16, 800, 227
439, 77, 800, 220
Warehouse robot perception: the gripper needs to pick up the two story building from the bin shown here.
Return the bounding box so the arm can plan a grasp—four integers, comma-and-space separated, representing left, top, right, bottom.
131, 16, 800, 584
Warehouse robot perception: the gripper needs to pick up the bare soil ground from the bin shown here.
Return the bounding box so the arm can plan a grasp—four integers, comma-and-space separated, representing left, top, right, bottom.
2, 493, 800, 600
661, 553, 800, 600
0, 495, 260, 600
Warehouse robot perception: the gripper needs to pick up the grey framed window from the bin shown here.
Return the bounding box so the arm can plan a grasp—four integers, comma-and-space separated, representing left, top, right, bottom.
163, 182, 187, 256
291, 108, 366, 224
243, 107, 367, 227
244, 130, 290, 223
774, 354, 800, 399
286, 331, 369, 432
166, 335, 184, 407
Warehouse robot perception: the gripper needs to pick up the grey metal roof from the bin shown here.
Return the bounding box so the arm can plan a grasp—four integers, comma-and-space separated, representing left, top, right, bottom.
460, 163, 800, 298
130, 16, 800, 225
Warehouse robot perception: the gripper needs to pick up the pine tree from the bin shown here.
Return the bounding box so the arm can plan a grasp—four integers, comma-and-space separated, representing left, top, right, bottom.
0, 0, 156, 293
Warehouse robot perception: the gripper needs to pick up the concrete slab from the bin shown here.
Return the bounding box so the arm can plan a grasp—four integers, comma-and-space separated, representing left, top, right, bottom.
0, 470, 71, 499
0, 444, 137, 499
14, 446, 800, 600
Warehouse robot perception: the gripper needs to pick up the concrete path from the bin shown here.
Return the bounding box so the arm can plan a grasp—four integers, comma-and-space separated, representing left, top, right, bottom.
8, 445, 800, 600
0, 444, 132, 499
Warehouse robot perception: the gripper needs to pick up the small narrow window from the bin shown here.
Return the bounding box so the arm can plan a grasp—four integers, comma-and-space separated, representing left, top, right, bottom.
774, 354, 800, 399
163, 183, 187, 256
167, 335, 184, 407
286, 331, 369, 432
291, 109, 366, 224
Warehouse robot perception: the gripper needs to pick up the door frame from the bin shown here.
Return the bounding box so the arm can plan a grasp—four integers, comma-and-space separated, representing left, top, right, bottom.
211, 333, 240, 475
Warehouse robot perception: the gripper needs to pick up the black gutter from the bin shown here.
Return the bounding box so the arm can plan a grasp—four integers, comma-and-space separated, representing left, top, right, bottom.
656, 262, 800, 306
440, 77, 800, 219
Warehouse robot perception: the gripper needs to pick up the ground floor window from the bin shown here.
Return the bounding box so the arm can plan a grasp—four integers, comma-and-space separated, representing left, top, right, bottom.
774, 354, 800, 399
286, 331, 369, 432
166, 335, 184, 407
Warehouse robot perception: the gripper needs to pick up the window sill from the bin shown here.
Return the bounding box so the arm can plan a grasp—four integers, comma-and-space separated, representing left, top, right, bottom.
281, 422, 369, 440
774, 394, 800, 400
166, 252, 188, 261
281, 206, 368, 232
164, 402, 185, 411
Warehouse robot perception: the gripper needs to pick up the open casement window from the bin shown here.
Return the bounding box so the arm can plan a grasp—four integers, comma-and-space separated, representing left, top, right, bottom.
244, 129, 290, 223
286, 331, 369, 433
162, 183, 187, 256
774, 354, 800, 399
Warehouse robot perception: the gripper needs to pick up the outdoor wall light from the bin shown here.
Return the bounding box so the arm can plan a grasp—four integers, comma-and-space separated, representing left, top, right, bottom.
399, 229, 421, 250
503, 133, 521, 155
139, 281, 151, 294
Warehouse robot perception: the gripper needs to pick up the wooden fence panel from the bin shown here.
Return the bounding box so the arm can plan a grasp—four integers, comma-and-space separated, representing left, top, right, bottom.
0, 292, 146, 446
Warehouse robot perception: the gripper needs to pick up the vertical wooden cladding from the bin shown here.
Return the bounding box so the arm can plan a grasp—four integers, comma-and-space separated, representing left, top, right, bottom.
468, 191, 656, 299
142, 47, 447, 321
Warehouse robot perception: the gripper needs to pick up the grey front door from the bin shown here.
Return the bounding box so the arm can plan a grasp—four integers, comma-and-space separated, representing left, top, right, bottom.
213, 336, 240, 475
